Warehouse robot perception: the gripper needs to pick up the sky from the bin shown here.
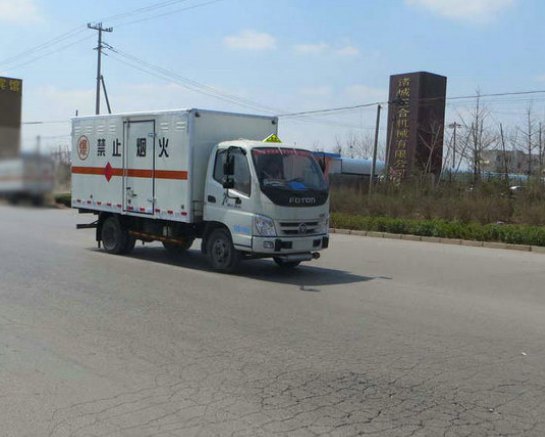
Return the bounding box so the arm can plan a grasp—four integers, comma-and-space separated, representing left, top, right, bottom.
0, 0, 543, 154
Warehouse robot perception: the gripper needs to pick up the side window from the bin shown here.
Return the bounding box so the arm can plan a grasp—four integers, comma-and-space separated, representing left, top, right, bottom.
233, 151, 251, 196
213, 148, 251, 196
213, 150, 226, 183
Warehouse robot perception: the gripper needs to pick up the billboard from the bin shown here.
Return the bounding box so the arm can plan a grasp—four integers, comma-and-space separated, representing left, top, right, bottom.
386, 72, 447, 180
0, 76, 23, 159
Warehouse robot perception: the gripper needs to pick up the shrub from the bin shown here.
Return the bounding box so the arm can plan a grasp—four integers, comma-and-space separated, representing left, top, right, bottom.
55, 193, 71, 207
331, 212, 545, 247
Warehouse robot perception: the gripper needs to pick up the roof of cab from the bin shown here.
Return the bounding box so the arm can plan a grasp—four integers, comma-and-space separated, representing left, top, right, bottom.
218, 139, 306, 151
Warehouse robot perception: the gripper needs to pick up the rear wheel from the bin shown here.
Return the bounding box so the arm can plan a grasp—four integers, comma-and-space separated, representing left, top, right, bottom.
121, 235, 136, 255
101, 216, 132, 255
163, 237, 195, 256
273, 257, 301, 269
206, 229, 240, 273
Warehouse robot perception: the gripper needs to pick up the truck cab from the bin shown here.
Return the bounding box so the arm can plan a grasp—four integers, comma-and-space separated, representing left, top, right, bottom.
203, 140, 329, 271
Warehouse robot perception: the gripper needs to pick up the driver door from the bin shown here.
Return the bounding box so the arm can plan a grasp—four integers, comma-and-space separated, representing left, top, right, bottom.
205, 148, 253, 250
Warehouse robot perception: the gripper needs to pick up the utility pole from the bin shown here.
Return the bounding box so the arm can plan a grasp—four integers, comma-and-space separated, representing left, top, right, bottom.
87, 22, 113, 115
368, 104, 382, 195
448, 122, 462, 171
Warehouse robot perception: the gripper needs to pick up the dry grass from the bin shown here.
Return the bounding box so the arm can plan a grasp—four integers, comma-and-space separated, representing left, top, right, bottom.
330, 178, 545, 226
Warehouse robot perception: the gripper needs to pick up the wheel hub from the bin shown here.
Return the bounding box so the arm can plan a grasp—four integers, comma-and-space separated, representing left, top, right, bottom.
213, 239, 228, 264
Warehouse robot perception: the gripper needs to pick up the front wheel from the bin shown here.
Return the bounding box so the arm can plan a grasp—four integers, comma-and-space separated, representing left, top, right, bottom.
206, 229, 240, 273
273, 257, 301, 269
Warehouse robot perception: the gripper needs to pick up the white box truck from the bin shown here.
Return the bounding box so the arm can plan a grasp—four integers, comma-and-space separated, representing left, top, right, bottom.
72, 109, 330, 272
0, 154, 55, 205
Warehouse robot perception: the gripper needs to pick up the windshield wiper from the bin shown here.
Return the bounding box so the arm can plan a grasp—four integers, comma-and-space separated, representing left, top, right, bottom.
262, 179, 285, 187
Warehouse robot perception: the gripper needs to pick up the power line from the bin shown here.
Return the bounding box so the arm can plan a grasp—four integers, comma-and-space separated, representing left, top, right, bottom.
99, 0, 194, 23
105, 46, 376, 130
278, 101, 384, 118
22, 120, 70, 125
112, 0, 225, 27
106, 46, 281, 113
23, 134, 70, 139
278, 89, 545, 118
448, 89, 545, 101
0, 0, 225, 71
0, 35, 93, 72
0, 25, 86, 68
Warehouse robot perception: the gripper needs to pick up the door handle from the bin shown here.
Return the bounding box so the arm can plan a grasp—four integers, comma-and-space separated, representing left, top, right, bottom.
207, 195, 216, 203
126, 187, 137, 198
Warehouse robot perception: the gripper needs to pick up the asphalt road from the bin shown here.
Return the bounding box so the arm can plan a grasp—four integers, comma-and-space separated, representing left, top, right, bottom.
1, 205, 545, 437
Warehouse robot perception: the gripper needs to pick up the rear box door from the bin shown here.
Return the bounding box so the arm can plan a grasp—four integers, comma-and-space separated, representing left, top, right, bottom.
123, 120, 155, 214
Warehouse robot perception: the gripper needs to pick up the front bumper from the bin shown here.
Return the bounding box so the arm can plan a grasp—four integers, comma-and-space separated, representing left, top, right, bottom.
251, 234, 329, 254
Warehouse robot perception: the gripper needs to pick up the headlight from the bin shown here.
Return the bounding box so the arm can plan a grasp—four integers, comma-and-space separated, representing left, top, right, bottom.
253, 215, 277, 237
320, 216, 330, 234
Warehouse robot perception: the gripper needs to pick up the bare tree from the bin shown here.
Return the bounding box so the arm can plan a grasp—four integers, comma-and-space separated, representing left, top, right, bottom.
311, 141, 323, 152
515, 103, 537, 175
442, 123, 469, 177
352, 132, 375, 159
334, 131, 384, 160
345, 132, 359, 158
418, 119, 444, 175
334, 135, 344, 156
537, 121, 545, 177
499, 123, 509, 181
457, 93, 497, 181
50, 144, 71, 191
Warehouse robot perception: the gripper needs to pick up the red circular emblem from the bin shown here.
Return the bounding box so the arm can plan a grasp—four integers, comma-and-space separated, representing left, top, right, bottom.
77, 135, 90, 161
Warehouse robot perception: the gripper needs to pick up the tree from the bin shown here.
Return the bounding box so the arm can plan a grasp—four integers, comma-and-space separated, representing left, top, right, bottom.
417, 119, 444, 175
50, 144, 72, 191
457, 92, 497, 181
335, 131, 384, 160
515, 103, 537, 175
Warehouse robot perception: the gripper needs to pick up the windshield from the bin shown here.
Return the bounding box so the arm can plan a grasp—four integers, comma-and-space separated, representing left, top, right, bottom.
252, 147, 327, 191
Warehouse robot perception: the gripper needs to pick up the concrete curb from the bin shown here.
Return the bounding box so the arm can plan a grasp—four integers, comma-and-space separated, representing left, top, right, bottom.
329, 228, 542, 254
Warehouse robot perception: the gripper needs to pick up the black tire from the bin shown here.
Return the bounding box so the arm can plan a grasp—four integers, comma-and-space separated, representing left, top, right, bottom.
101, 216, 130, 255
163, 237, 195, 256
121, 235, 137, 255
273, 257, 301, 269
206, 229, 240, 273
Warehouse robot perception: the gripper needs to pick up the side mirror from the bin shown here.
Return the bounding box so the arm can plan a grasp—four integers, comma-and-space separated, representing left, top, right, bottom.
222, 176, 235, 189
223, 154, 235, 176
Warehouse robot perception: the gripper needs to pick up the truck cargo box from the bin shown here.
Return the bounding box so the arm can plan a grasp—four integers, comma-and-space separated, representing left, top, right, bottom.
71, 108, 278, 223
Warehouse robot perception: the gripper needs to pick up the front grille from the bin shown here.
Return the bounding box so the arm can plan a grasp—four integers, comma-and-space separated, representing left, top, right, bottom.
279, 221, 320, 236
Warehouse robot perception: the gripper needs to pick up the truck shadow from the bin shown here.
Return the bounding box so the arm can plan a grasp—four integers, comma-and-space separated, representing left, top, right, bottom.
112, 245, 378, 289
